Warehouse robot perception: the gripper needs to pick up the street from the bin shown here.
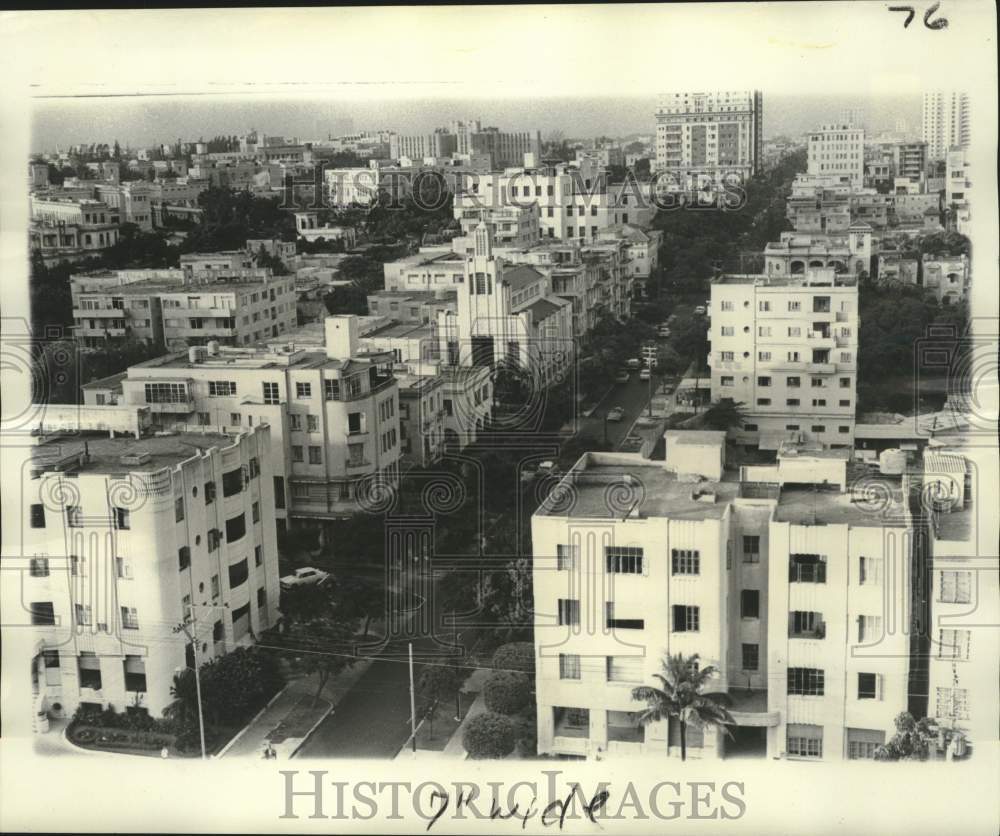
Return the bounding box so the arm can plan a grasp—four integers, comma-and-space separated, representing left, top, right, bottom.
576, 372, 657, 449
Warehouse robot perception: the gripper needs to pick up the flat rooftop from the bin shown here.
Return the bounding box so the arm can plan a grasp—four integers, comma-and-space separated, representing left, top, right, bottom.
130, 348, 371, 374
81, 371, 127, 391
774, 482, 908, 527
32, 430, 235, 475
537, 459, 739, 520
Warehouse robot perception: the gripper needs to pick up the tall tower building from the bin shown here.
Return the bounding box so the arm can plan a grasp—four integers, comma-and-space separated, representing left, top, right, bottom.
922, 92, 970, 161
654, 90, 763, 185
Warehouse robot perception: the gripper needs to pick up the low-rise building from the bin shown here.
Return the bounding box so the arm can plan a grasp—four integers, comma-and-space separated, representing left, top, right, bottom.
764, 224, 873, 278
921, 254, 970, 304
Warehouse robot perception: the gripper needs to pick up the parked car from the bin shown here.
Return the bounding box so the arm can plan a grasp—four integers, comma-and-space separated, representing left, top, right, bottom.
280, 567, 331, 590
694, 305, 706, 315
626, 358, 641, 370
606, 407, 625, 422
639, 369, 651, 381
614, 370, 630, 383
657, 326, 672, 338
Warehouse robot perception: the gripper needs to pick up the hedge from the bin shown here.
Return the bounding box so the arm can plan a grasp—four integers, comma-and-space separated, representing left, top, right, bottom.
482, 670, 530, 716
491, 642, 535, 678
462, 712, 516, 759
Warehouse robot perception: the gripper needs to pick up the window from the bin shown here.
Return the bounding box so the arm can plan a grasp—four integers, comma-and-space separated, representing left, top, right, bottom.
296, 382, 311, 399
123, 656, 147, 692
740, 589, 760, 619
559, 654, 581, 680
859, 556, 881, 585
787, 667, 824, 696
174, 497, 185, 522
324, 379, 341, 401
787, 724, 823, 757
721, 326, 734, 336
31, 601, 56, 625
262, 382, 280, 404
789, 610, 825, 639
205, 480, 216, 504
208, 381, 236, 397
857, 673, 879, 700
671, 605, 699, 632
857, 615, 882, 643
757, 398, 771, 406
787, 376, 800, 388
211, 574, 220, 599
274, 476, 285, 509
606, 656, 642, 683
553, 706, 589, 738
114, 507, 130, 530
308, 446, 322, 465
810, 378, 825, 388
839, 377, 851, 388
938, 628, 970, 660
556, 543, 578, 571
29, 557, 50, 577
307, 414, 319, 432
758, 376, 771, 387
606, 602, 644, 630
671, 548, 699, 575
254, 545, 263, 567
289, 414, 302, 431
347, 412, 364, 434
847, 728, 885, 760
292, 445, 304, 463
66, 505, 83, 527
120, 606, 139, 630
78, 653, 102, 690
790, 553, 826, 583
228, 558, 249, 589
721, 375, 734, 386
557, 598, 580, 626
222, 467, 243, 497
226, 513, 246, 542
939, 570, 971, 603
144, 382, 188, 404
741, 643, 759, 671
178, 547, 191, 571
811, 425, 826, 433
742, 535, 760, 562
606, 546, 643, 575
720, 300, 734, 311
29, 504, 46, 528
812, 399, 826, 407
787, 300, 801, 312
935, 687, 969, 720
720, 351, 734, 362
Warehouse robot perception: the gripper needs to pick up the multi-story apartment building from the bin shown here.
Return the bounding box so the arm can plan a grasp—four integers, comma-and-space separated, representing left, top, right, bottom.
945, 148, 972, 234
29, 195, 121, 264
806, 124, 865, 188
891, 142, 929, 182
437, 223, 574, 389
454, 203, 541, 249
922, 92, 970, 161
532, 433, 916, 760
18, 411, 280, 722
109, 316, 400, 538
395, 369, 447, 470
709, 268, 859, 449
389, 129, 459, 163
94, 181, 156, 231
654, 90, 763, 185
70, 268, 297, 351
877, 250, 919, 286
764, 225, 873, 278
922, 447, 999, 756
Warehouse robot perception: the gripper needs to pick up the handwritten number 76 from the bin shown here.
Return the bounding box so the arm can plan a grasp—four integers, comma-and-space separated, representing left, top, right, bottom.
889, 2, 949, 29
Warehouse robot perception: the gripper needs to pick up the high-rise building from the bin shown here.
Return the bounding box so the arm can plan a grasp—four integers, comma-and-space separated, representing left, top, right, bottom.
531, 433, 917, 760
654, 91, 763, 184
16, 412, 280, 721
709, 268, 859, 450
922, 92, 970, 161
806, 124, 865, 188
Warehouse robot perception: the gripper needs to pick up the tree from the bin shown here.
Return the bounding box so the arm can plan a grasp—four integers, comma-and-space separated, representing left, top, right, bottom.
491, 642, 535, 678
198, 646, 285, 725
418, 663, 469, 738
482, 670, 530, 715
332, 575, 384, 638
874, 712, 939, 761
279, 617, 357, 707
164, 669, 199, 729
462, 712, 516, 759
700, 398, 747, 431
631, 653, 735, 761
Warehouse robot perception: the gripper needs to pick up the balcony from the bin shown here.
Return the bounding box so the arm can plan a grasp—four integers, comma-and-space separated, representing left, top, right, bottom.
807, 362, 836, 374
726, 689, 780, 727
145, 396, 195, 413
72, 306, 126, 318
344, 458, 372, 473
789, 622, 826, 640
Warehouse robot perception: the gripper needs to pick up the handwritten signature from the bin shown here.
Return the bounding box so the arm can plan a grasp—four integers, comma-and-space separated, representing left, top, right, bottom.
426, 786, 610, 831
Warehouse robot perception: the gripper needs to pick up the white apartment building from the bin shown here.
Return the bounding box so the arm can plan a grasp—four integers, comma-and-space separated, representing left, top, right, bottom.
437, 223, 574, 390
654, 90, 763, 185
806, 124, 865, 188
921, 254, 970, 305
945, 148, 972, 234
709, 269, 859, 449
17, 412, 280, 722
29, 196, 122, 263
532, 434, 916, 761
922, 92, 970, 161
923, 447, 999, 756
764, 224, 873, 278
454, 203, 541, 249
103, 317, 401, 537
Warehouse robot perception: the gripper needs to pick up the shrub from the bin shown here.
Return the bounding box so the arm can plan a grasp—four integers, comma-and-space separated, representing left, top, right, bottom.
462, 712, 516, 759
483, 671, 529, 716
491, 642, 535, 678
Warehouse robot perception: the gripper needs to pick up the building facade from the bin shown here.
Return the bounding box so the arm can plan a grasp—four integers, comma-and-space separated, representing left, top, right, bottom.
806, 124, 865, 188
922, 92, 970, 161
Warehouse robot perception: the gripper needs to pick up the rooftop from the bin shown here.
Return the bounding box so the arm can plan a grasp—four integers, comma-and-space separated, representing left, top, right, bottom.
81, 371, 127, 391
536, 455, 739, 520
32, 430, 236, 475
504, 264, 546, 291
130, 347, 374, 374
774, 482, 908, 528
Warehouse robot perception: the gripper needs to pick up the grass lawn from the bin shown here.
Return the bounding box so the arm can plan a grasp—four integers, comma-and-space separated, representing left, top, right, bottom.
416, 691, 479, 752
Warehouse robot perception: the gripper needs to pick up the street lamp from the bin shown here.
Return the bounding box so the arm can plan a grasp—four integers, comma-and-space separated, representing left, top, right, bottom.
173, 602, 229, 760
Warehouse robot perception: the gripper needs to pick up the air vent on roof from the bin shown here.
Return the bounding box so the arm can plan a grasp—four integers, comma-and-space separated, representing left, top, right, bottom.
120, 452, 151, 466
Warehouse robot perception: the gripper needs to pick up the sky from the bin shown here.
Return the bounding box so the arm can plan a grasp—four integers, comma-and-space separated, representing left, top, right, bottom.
30, 92, 923, 153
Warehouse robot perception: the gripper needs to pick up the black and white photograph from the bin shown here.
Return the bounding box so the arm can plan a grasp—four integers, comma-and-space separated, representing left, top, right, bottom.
0, 4, 997, 833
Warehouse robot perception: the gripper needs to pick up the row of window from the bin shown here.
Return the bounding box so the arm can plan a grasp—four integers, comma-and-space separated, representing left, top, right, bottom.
719, 350, 853, 363
754, 398, 851, 408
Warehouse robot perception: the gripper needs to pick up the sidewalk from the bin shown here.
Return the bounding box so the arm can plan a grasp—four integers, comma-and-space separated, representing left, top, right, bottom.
394, 667, 491, 761
218, 658, 372, 759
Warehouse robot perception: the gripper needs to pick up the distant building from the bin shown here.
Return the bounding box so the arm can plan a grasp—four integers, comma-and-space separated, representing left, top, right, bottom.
922, 92, 970, 161
807, 124, 865, 188
922, 254, 970, 305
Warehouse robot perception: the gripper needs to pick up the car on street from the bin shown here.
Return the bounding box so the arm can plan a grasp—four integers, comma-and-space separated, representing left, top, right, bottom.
280, 567, 331, 590
639, 369, 651, 381
626, 358, 641, 370
606, 406, 625, 422
614, 370, 630, 383
694, 305, 706, 315
657, 325, 672, 338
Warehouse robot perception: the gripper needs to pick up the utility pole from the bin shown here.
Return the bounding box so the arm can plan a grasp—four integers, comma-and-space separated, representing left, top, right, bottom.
408, 642, 417, 754
172, 605, 207, 761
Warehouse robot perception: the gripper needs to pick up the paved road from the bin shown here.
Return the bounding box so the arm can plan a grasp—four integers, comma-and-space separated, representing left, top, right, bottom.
576, 372, 659, 448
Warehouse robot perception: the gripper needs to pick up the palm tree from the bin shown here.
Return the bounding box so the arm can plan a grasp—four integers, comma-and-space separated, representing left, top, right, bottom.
164, 670, 199, 727
631, 653, 735, 761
